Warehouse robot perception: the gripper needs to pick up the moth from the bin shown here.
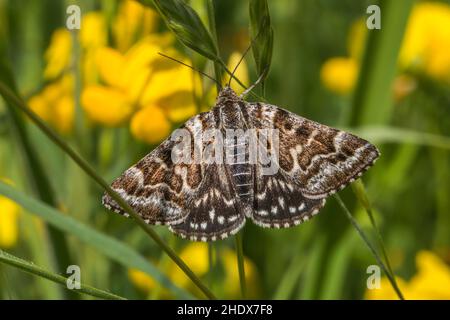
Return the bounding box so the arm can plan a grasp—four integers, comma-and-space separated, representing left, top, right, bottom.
102, 85, 379, 242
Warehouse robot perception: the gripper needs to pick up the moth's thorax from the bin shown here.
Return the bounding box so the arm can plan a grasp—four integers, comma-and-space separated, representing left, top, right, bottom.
215, 86, 247, 130
215, 86, 240, 105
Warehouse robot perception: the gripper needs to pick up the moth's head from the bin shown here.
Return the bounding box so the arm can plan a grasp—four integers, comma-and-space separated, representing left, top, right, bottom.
216, 86, 240, 105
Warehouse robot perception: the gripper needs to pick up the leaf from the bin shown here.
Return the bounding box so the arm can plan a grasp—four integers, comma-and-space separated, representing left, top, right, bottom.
350, 0, 414, 125
0, 181, 194, 300
0, 250, 125, 300
352, 126, 450, 150
142, 0, 219, 61
0, 35, 72, 298
249, 0, 274, 89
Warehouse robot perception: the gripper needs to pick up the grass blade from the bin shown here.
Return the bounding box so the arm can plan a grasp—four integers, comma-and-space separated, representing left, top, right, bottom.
273, 253, 306, 300
0, 45, 73, 298
0, 250, 125, 300
234, 232, 246, 299
142, 0, 219, 61
299, 236, 326, 299
352, 126, 450, 150
0, 181, 194, 299
0, 82, 216, 300
249, 0, 274, 93
319, 230, 356, 299
334, 194, 404, 300
350, 0, 415, 125
351, 180, 396, 278
205, 0, 223, 90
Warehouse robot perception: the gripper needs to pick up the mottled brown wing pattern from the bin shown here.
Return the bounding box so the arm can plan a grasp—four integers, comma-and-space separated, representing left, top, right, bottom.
247, 102, 380, 199
102, 111, 213, 225
169, 163, 245, 241
252, 168, 326, 228
103, 86, 380, 242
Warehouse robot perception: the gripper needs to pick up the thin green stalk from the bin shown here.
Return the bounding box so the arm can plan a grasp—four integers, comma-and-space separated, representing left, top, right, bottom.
0, 250, 125, 300
234, 232, 246, 299
0, 82, 216, 300
351, 180, 396, 280
0, 54, 71, 299
70, 28, 89, 156
205, 0, 223, 91
334, 194, 404, 300
273, 252, 306, 299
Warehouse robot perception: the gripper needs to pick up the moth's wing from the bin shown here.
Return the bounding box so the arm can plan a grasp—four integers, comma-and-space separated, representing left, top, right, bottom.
102, 111, 212, 225
169, 163, 245, 242
252, 168, 326, 228
246, 102, 380, 199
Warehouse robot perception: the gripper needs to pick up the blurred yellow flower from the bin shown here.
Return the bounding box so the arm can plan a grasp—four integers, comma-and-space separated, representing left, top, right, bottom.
82, 35, 197, 142
322, 2, 450, 95
81, 85, 133, 126
320, 57, 358, 95
79, 12, 107, 49
28, 75, 74, 134
221, 247, 259, 299
37, 2, 200, 144
0, 196, 20, 248
113, 0, 159, 53
127, 242, 259, 298
227, 52, 249, 95
44, 13, 107, 80
170, 243, 210, 289
400, 2, 450, 82
130, 106, 171, 144
366, 251, 450, 300
44, 29, 72, 80
128, 268, 157, 292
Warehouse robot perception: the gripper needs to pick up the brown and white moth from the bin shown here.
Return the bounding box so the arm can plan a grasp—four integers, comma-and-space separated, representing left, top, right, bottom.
102, 86, 379, 242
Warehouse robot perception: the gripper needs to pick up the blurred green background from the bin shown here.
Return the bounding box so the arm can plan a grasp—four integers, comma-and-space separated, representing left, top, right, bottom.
0, 0, 450, 299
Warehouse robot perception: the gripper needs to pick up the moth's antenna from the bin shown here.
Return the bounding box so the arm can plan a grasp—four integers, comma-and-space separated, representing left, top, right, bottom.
157, 52, 221, 87
227, 44, 253, 87
227, 27, 264, 87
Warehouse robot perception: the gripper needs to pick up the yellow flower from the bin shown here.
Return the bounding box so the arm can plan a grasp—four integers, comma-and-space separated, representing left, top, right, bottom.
365, 276, 409, 300
322, 2, 450, 95
169, 243, 209, 289
400, 2, 450, 82
95, 47, 125, 88
79, 12, 107, 49
127, 242, 259, 298
44, 29, 72, 79
128, 268, 157, 292
0, 196, 20, 248
227, 51, 249, 95
82, 85, 133, 126
320, 57, 358, 95
366, 250, 450, 300
82, 35, 197, 142
113, 0, 159, 52
221, 247, 259, 299
407, 251, 450, 299
39, 6, 198, 143
130, 106, 171, 144
28, 75, 75, 134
